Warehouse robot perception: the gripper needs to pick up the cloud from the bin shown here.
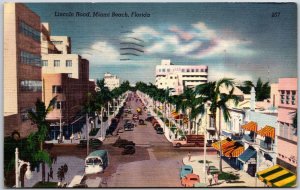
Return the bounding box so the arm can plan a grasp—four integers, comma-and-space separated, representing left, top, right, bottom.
80, 41, 120, 65
128, 22, 256, 60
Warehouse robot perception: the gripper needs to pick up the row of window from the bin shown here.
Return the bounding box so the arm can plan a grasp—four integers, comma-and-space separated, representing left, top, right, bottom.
280, 90, 296, 105
182, 75, 208, 78
20, 51, 41, 66
19, 21, 40, 42
52, 85, 63, 93
42, 60, 72, 67
279, 122, 297, 140
20, 80, 42, 92
158, 68, 208, 73
51, 41, 63, 45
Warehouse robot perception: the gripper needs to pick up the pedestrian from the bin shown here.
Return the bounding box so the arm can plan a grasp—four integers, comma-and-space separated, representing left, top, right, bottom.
54, 154, 57, 164
47, 172, 50, 182
63, 163, 68, 174
70, 133, 74, 143
50, 167, 53, 179
213, 173, 219, 185
188, 151, 192, 162
207, 173, 213, 186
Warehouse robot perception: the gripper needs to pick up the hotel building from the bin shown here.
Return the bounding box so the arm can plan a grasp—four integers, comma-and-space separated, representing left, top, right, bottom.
155, 59, 208, 95
4, 3, 42, 138
104, 72, 120, 91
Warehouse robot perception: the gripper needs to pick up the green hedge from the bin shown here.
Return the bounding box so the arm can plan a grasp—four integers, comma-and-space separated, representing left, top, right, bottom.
210, 171, 240, 181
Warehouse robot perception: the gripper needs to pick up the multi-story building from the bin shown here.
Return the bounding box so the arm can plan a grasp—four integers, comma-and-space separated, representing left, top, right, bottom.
41, 23, 95, 140
104, 72, 120, 91
277, 78, 297, 173
155, 59, 208, 95
4, 3, 42, 138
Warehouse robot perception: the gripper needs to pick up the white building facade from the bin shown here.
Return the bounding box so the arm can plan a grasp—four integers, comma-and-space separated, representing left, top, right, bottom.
104, 72, 120, 91
155, 59, 208, 95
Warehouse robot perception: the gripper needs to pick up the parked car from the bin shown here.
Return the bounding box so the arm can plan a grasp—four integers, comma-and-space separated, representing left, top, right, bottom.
113, 138, 129, 147
122, 145, 136, 155
153, 123, 161, 130
118, 141, 135, 148
181, 174, 200, 187
145, 116, 154, 122
156, 127, 164, 134
124, 122, 134, 131
180, 165, 193, 179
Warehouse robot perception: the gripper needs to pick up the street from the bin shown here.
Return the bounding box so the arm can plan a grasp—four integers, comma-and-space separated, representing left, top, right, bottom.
81, 92, 216, 187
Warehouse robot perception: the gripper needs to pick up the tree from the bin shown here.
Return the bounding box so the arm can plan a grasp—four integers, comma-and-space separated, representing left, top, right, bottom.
238, 78, 270, 101
27, 97, 57, 183
195, 78, 240, 172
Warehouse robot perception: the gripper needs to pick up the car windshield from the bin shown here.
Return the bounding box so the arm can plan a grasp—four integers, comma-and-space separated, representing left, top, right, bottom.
86, 158, 103, 165
190, 178, 198, 181
184, 168, 191, 171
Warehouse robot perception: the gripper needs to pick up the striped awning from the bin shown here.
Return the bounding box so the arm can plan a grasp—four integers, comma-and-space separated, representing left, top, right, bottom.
257, 126, 275, 139
212, 139, 243, 157
242, 121, 257, 132
212, 139, 234, 151
257, 165, 297, 187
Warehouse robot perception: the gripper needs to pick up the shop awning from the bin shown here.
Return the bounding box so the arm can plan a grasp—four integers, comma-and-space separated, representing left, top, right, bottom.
223, 145, 244, 157
257, 165, 296, 187
257, 125, 275, 139
242, 121, 257, 132
212, 139, 234, 151
238, 146, 257, 163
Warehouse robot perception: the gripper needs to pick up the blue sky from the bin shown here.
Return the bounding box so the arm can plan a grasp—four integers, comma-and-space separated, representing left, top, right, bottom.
27, 3, 297, 84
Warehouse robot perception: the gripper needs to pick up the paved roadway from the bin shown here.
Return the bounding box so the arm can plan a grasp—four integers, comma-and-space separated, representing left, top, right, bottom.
83, 92, 216, 187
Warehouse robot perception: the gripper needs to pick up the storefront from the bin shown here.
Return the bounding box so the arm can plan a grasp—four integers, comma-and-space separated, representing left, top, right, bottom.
238, 146, 257, 177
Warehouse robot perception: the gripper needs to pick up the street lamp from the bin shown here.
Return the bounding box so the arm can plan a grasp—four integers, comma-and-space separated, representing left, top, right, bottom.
15, 148, 32, 188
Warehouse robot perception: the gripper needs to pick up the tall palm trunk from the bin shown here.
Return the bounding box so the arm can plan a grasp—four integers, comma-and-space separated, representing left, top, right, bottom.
215, 111, 223, 173
40, 141, 46, 183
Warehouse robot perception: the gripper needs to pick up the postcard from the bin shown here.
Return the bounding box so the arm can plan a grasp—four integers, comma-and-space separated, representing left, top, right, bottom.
3, 2, 298, 188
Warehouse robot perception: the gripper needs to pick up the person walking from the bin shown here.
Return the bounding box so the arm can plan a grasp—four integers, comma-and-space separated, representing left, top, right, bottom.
50, 167, 53, 179
213, 173, 219, 185
207, 173, 213, 186
187, 151, 192, 162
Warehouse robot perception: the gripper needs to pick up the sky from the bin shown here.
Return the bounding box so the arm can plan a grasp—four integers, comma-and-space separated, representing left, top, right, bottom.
26, 3, 297, 84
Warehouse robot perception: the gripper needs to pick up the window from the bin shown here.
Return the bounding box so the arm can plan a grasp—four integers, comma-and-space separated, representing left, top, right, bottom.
286, 91, 290, 104
196, 69, 199, 72
20, 51, 41, 66
187, 69, 190, 72
280, 90, 285, 104
51, 41, 63, 45
66, 60, 72, 67
170, 76, 173, 79
191, 69, 194, 72
201, 69, 204, 72
54, 60, 60, 67
182, 69, 185, 72
291, 91, 296, 105
42, 60, 48, 67
175, 77, 177, 79
159, 69, 161, 72
162, 69, 166, 72
67, 73, 72, 78
52, 85, 63, 93
20, 80, 42, 92
19, 21, 40, 42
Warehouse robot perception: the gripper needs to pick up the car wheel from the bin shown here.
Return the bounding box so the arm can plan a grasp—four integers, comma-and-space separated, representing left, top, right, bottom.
176, 143, 181, 148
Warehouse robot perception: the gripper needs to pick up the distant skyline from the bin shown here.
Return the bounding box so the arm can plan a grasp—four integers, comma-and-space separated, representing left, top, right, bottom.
27, 3, 297, 84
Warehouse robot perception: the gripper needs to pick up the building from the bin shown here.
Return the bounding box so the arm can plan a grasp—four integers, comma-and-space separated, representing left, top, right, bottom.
41, 23, 95, 140
4, 3, 42, 138
104, 72, 120, 91
155, 59, 208, 95
277, 78, 297, 173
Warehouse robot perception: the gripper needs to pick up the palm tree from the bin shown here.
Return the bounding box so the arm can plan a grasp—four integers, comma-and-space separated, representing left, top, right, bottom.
195, 78, 240, 172
238, 78, 270, 101
27, 97, 57, 183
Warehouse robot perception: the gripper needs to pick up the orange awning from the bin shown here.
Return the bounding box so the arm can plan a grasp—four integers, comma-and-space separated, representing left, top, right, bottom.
257, 126, 275, 139
212, 139, 235, 152
242, 121, 257, 132
224, 146, 244, 157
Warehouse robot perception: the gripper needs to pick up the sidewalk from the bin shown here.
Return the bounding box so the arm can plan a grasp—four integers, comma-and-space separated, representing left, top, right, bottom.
182, 154, 265, 187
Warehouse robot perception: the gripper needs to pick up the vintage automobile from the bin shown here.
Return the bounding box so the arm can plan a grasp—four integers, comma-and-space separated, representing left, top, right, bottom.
180, 165, 193, 179
122, 145, 136, 155
156, 127, 164, 134
138, 119, 145, 125
181, 174, 200, 187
